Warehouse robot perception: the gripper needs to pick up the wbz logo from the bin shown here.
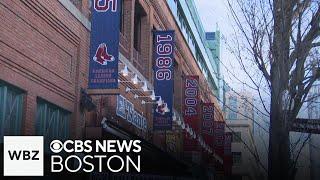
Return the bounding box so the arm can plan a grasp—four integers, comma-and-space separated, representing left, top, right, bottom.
8, 149, 40, 161
3, 136, 44, 176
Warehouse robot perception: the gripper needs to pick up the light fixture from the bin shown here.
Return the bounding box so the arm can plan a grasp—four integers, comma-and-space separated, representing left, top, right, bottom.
141, 100, 146, 105
134, 94, 139, 99
141, 81, 149, 92
189, 128, 194, 136
163, 103, 170, 113
101, 117, 108, 129
177, 120, 182, 126
150, 90, 156, 100
186, 124, 190, 133
125, 87, 131, 92
131, 74, 138, 84
192, 132, 196, 139
127, 88, 150, 93
181, 122, 186, 129
156, 97, 163, 106
173, 112, 177, 121
121, 65, 129, 76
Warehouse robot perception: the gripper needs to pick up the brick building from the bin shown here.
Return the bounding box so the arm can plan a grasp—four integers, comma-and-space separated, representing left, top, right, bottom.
0, 0, 224, 179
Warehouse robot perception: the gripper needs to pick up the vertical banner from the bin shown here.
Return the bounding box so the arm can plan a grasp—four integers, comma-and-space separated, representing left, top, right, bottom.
88, 0, 121, 89
183, 76, 200, 151
153, 30, 175, 130
224, 132, 233, 176
201, 103, 214, 165
202, 103, 214, 148
214, 121, 225, 156
214, 121, 225, 171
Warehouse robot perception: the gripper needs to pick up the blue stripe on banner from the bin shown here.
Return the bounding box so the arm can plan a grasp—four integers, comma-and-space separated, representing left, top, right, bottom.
88, 0, 121, 89
153, 30, 175, 130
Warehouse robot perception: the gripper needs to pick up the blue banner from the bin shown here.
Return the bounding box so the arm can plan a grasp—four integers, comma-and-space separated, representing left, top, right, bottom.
88, 0, 121, 89
153, 30, 175, 130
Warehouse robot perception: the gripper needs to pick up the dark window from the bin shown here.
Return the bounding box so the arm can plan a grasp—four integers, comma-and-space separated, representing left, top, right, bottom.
232, 132, 241, 142
0, 81, 24, 142
134, 2, 146, 51
120, 0, 125, 33
205, 32, 215, 40
232, 152, 242, 164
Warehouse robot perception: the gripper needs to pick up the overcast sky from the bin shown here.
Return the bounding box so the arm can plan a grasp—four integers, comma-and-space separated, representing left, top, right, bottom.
194, 1, 270, 166
193, 0, 248, 91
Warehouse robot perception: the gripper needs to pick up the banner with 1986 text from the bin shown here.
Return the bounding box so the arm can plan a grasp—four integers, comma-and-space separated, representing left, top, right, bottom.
153, 30, 175, 130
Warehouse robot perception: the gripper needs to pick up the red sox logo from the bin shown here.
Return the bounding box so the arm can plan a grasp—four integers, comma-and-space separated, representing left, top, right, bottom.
156, 103, 168, 115
93, 43, 115, 65
94, 0, 117, 12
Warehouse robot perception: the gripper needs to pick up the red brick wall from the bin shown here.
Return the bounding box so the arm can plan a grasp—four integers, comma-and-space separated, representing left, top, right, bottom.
0, 0, 88, 138
0, 0, 224, 144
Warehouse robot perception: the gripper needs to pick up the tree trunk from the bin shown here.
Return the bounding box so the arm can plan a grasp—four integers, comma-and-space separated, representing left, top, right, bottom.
268, 0, 293, 179
268, 92, 290, 180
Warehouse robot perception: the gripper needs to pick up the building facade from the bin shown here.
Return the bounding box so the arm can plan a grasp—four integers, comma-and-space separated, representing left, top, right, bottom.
290, 81, 320, 180
308, 82, 320, 180
0, 0, 224, 179
167, 0, 221, 98
225, 91, 261, 180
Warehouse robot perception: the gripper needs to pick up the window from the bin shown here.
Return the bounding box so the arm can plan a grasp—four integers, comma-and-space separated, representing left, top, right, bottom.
243, 104, 252, 119
36, 99, 70, 142
228, 96, 238, 120
120, 0, 125, 33
232, 152, 242, 164
0, 81, 24, 142
232, 132, 241, 142
133, 2, 146, 51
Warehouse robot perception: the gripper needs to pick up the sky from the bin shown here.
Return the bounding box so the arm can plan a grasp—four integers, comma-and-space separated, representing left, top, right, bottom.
194, 0, 272, 115
193, 0, 250, 91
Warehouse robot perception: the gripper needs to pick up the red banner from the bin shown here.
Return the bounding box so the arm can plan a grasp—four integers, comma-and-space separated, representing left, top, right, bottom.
183, 76, 200, 151
214, 121, 225, 156
201, 103, 214, 165
214, 121, 225, 171
224, 132, 232, 176
201, 103, 214, 148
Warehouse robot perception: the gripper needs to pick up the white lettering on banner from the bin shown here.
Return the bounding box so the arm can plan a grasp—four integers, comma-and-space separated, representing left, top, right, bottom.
94, 0, 118, 12
116, 95, 147, 130
184, 78, 198, 116
155, 34, 173, 81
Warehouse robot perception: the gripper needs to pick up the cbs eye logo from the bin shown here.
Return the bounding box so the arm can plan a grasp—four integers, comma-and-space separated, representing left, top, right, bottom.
50, 140, 63, 153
